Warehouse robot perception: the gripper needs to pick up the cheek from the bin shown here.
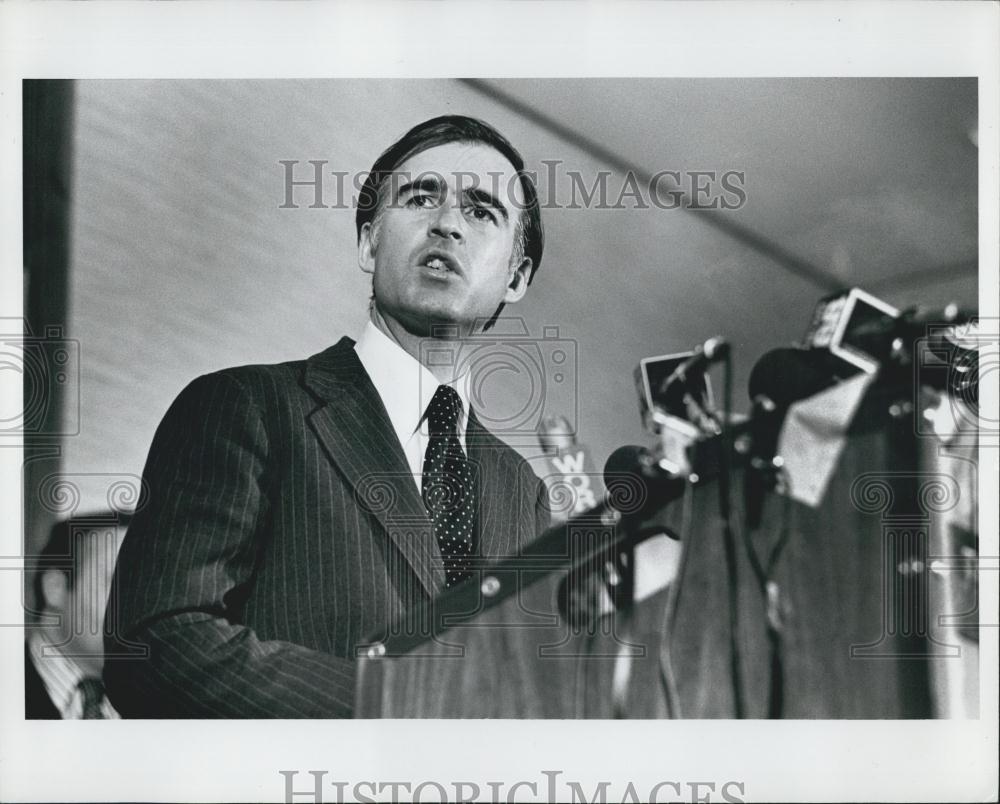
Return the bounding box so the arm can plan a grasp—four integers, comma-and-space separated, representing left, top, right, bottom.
477, 238, 515, 281
372, 250, 404, 294
490, 253, 516, 292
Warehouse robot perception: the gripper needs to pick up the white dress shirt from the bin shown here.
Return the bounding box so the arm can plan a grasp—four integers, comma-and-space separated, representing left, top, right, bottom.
28, 631, 120, 719
354, 319, 471, 493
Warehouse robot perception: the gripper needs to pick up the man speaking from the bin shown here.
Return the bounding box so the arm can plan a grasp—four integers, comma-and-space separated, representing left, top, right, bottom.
104, 116, 551, 717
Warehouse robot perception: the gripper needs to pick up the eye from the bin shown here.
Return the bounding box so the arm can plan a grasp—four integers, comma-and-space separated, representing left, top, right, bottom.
406, 193, 437, 209
468, 205, 498, 224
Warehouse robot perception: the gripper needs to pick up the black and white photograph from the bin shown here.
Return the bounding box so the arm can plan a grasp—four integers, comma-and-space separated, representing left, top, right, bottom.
1, 3, 997, 802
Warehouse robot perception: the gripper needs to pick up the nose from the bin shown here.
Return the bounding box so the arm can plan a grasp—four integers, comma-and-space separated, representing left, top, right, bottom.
429, 202, 464, 242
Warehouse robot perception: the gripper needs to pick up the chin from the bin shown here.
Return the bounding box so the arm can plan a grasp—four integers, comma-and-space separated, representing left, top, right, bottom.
398, 299, 467, 332
382, 293, 492, 338
390, 308, 454, 338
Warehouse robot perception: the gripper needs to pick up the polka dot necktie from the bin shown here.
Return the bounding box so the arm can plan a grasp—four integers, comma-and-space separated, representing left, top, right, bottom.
78, 676, 106, 719
422, 385, 477, 588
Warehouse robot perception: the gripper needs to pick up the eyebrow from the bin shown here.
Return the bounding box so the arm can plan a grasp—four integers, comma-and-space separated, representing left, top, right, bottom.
396, 176, 510, 223
465, 186, 510, 223
396, 176, 443, 199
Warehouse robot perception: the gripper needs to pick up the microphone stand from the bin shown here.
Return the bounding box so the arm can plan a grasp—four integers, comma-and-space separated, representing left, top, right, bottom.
648, 360, 746, 719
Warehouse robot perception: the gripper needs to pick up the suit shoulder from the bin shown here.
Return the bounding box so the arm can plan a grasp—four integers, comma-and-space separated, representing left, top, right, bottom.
177, 357, 310, 405
212, 358, 307, 389
183, 338, 355, 403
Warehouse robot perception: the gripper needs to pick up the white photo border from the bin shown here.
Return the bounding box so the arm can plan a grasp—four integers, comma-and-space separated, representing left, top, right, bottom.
1, 2, 997, 802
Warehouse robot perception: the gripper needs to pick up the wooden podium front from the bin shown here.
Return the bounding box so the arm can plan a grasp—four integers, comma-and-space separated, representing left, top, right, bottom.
355, 385, 975, 718
353, 498, 655, 718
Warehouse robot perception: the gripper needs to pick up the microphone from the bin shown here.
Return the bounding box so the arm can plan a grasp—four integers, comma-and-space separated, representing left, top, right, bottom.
603, 445, 683, 541
558, 445, 685, 629
748, 347, 837, 408
603, 444, 652, 481
850, 303, 976, 341
659, 336, 730, 395
537, 415, 602, 521
744, 347, 838, 529
556, 445, 648, 629
536, 414, 576, 456
801, 287, 900, 375
895, 306, 982, 404
602, 444, 659, 518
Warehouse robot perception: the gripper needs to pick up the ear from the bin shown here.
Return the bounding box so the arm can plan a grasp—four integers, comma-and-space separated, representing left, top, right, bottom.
358, 221, 376, 275
40, 569, 69, 611
503, 258, 532, 304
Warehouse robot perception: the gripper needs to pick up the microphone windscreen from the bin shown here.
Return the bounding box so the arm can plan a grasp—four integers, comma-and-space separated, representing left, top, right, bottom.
748, 347, 836, 407
603, 445, 648, 485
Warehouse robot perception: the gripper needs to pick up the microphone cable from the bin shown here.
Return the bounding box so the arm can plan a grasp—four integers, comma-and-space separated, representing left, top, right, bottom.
718, 347, 746, 719
742, 464, 794, 719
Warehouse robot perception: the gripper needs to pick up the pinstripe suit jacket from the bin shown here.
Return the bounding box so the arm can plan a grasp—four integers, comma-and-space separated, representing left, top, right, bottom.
104, 337, 549, 717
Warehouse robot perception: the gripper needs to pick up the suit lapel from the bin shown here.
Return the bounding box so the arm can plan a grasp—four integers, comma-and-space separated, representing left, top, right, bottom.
303, 338, 446, 598
466, 409, 518, 562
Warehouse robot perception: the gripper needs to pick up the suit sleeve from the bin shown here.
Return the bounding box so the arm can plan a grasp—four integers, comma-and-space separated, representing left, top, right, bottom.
534, 473, 552, 541
104, 371, 356, 718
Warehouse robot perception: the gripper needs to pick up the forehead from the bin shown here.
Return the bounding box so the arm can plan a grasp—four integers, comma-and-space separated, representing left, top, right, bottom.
394, 142, 525, 207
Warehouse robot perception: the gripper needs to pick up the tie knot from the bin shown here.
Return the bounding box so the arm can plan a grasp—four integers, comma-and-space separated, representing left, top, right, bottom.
425, 385, 463, 437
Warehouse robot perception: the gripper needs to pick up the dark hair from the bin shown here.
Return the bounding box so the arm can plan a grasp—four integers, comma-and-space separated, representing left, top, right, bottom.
356, 115, 544, 283
31, 511, 131, 609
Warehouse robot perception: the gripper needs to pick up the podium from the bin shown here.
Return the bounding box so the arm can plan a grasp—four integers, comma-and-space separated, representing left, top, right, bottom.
355, 384, 977, 718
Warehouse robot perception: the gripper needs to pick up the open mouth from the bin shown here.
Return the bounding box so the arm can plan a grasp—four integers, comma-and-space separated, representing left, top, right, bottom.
419, 251, 461, 275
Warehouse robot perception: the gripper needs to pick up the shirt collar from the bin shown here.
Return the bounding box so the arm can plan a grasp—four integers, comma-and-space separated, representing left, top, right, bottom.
354, 319, 471, 446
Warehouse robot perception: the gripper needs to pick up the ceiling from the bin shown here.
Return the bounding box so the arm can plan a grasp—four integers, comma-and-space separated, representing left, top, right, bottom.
474, 77, 978, 301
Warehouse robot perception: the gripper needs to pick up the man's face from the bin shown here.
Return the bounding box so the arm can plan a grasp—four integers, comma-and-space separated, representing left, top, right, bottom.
359, 142, 532, 336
